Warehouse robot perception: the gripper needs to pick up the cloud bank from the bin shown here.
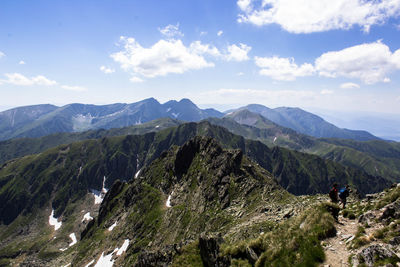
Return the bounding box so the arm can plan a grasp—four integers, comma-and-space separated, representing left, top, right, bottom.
237, 0, 400, 33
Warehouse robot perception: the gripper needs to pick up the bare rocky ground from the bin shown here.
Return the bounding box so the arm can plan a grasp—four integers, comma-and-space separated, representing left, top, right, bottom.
321, 185, 400, 267
322, 215, 358, 267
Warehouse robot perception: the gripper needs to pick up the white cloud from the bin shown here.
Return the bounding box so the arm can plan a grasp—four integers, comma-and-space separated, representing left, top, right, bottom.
217, 30, 223, 36
320, 89, 333, 95
100, 65, 115, 74
19, 60, 26, 65
111, 36, 215, 79
1, 73, 57, 86
340, 82, 360, 89
255, 56, 314, 81
237, 0, 252, 11
237, 0, 400, 34
0, 51, 5, 58
129, 77, 144, 83
225, 43, 251, 62
254, 41, 400, 83
315, 41, 400, 84
158, 23, 184, 38
189, 41, 221, 57
61, 85, 87, 92
237, 72, 244, 76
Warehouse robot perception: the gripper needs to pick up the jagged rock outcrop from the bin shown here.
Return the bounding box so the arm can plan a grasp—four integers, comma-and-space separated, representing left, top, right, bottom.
199, 235, 230, 267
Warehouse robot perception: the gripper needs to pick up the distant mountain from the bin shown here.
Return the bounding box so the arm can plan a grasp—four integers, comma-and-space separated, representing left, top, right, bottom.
208, 111, 400, 182
0, 98, 223, 141
230, 104, 379, 141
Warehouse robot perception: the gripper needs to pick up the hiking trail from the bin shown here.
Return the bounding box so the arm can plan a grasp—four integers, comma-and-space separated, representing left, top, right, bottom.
321, 215, 358, 267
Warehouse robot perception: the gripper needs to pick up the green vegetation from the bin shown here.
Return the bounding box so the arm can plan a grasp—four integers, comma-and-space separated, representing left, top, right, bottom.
171, 241, 203, 267
222, 202, 337, 267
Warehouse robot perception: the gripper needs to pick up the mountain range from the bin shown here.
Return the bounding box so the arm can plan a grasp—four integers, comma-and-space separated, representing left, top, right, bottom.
0, 98, 398, 266
227, 104, 379, 141
0, 98, 380, 142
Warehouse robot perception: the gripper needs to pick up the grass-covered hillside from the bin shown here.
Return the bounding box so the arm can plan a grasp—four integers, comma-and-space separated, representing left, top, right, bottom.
0, 136, 344, 266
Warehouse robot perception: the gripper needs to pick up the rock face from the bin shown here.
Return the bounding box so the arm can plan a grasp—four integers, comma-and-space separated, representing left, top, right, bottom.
198, 235, 230, 267
73, 136, 288, 266
357, 244, 399, 266
380, 200, 400, 223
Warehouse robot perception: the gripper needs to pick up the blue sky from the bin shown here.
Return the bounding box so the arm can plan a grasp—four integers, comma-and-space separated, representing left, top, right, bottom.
1, 0, 400, 118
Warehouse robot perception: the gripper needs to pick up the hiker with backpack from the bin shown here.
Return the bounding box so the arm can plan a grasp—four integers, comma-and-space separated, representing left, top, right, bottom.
329, 183, 339, 204
339, 185, 350, 209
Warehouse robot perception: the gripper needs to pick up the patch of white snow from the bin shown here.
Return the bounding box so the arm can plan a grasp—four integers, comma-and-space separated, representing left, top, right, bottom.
90, 176, 108, 204
171, 112, 179, 118
94, 249, 118, 267
135, 168, 142, 178
273, 137, 277, 143
49, 210, 62, 231
62, 263, 71, 267
102, 176, 108, 194
108, 221, 117, 231
84, 260, 95, 267
82, 212, 93, 222
60, 247, 68, 252
116, 239, 130, 256
155, 125, 160, 128
166, 108, 171, 112
166, 194, 172, 207
69, 233, 77, 247
91, 189, 104, 204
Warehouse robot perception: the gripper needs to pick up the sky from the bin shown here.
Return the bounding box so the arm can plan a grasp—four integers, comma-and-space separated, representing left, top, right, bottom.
1, 0, 400, 118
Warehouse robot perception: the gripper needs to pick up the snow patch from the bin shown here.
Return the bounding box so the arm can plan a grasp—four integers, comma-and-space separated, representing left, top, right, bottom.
171, 112, 179, 118
108, 221, 117, 231
49, 210, 62, 231
60, 247, 68, 252
102, 176, 108, 194
155, 125, 160, 128
166, 194, 172, 207
69, 233, 77, 247
94, 249, 118, 267
273, 137, 277, 143
84, 260, 95, 267
135, 168, 142, 178
91, 189, 103, 204
166, 108, 171, 112
82, 212, 93, 222
116, 239, 130, 256
135, 118, 142, 125
62, 263, 71, 267
90, 176, 108, 205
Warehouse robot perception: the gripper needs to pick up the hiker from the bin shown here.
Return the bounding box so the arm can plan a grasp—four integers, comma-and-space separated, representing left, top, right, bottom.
329, 183, 339, 203
339, 185, 350, 209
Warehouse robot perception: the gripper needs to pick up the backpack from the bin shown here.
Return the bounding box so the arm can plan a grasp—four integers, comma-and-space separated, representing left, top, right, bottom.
329, 188, 337, 200
339, 188, 348, 199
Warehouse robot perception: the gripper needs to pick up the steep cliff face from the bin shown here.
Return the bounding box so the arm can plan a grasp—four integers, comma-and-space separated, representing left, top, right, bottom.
74, 136, 291, 266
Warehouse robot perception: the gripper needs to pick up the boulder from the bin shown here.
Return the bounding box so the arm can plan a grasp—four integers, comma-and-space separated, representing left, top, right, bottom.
380, 200, 400, 223
358, 244, 399, 266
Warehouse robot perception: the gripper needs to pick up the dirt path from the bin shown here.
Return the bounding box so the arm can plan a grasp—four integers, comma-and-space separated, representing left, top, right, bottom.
321, 216, 358, 267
